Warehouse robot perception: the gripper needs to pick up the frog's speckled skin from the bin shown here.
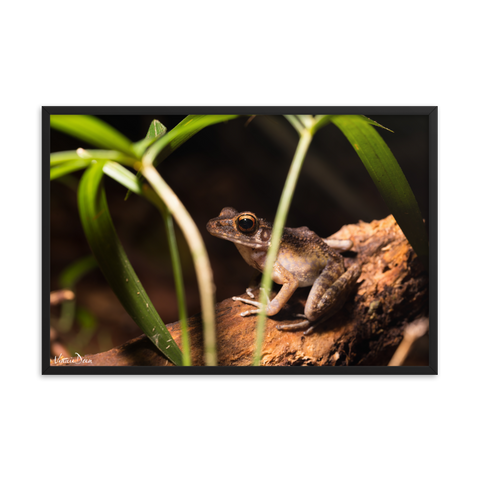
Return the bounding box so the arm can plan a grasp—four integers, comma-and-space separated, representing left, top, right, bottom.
207, 207, 361, 335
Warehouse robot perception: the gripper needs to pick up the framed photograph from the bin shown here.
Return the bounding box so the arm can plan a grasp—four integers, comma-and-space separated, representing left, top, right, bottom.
43, 107, 437, 374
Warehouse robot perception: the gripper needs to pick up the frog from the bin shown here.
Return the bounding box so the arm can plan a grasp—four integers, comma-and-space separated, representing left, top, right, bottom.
206, 207, 361, 335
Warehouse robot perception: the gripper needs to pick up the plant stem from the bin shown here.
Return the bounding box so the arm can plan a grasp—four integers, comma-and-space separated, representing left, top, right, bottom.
253, 129, 313, 365
141, 164, 217, 366
162, 213, 191, 365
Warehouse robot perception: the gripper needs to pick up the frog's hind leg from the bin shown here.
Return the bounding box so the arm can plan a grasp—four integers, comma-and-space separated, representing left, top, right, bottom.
277, 263, 361, 335
304, 263, 361, 334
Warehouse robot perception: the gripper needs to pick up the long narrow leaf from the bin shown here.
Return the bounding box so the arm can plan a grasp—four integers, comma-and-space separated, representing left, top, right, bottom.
142, 120, 191, 365
51, 158, 92, 180
51, 149, 135, 167
59, 255, 98, 288
51, 115, 138, 158
57, 255, 98, 333
103, 160, 191, 364
142, 164, 217, 366
143, 114, 239, 166
77, 161, 183, 365
332, 115, 428, 268
126, 114, 239, 199
253, 129, 314, 365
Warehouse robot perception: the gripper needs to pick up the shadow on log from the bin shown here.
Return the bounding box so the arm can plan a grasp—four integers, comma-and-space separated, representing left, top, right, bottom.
51, 215, 429, 367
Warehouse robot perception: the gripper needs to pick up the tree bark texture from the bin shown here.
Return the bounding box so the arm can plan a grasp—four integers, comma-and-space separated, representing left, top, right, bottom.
51, 215, 429, 367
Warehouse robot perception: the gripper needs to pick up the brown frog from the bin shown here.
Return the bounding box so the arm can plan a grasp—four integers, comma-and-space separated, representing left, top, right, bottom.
206, 207, 361, 335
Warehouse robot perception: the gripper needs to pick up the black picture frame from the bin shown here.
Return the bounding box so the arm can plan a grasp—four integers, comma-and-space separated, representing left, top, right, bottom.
40, 104, 439, 375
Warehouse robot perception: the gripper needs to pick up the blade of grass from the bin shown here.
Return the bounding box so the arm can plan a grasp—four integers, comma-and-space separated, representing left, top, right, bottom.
51, 149, 136, 167
141, 119, 191, 366
126, 115, 236, 365
143, 114, 239, 166
331, 115, 428, 269
78, 160, 183, 365
51, 158, 92, 180
253, 128, 314, 365
103, 119, 192, 366
133, 119, 167, 156
141, 163, 217, 366
162, 213, 190, 365
57, 255, 98, 332
51, 115, 138, 158
312, 115, 333, 134
60, 255, 98, 288
104, 161, 191, 365
362, 116, 394, 133
51, 147, 137, 180
126, 114, 238, 199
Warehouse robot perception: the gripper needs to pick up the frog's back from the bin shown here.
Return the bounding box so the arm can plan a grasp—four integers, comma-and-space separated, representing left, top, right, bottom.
277, 227, 342, 287
282, 226, 339, 256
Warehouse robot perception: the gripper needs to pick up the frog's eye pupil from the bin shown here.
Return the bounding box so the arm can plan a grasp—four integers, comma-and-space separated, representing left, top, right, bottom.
239, 218, 253, 230
237, 215, 256, 233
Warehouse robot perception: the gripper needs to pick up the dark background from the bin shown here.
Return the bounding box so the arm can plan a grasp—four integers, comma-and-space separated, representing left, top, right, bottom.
50, 114, 429, 355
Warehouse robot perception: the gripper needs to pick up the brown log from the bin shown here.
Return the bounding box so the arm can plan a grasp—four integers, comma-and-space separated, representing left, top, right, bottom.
50, 215, 429, 367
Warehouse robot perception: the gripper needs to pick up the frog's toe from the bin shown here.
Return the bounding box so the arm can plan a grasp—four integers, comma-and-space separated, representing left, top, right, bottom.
232, 295, 263, 317
276, 320, 311, 332
303, 325, 317, 335
245, 288, 255, 299
232, 296, 260, 308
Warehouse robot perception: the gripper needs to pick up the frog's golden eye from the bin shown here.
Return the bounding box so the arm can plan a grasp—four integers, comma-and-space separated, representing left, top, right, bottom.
237, 214, 257, 234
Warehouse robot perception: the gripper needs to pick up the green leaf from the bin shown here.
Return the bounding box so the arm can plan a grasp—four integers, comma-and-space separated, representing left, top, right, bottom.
51, 149, 136, 167
102, 160, 191, 365
362, 116, 394, 133
50, 115, 138, 158
133, 119, 167, 156
77, 161, 183, 365
332, 115, 428, 269
253, 130, 314, 365
127, 114, 239, 200
50, 147, 137, 181
148, 119, 167, 138
50, 158, 92, 180
140, 120, 191, 363
312, 115, 333, 134
103, 161, 144, 196
285, 115, 333, 135
143, 114, 239, 166
59, 255, 97, 288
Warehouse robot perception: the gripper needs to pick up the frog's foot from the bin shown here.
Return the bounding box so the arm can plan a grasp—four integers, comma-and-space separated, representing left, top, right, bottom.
277, 265, 362, 335
232, 288, 270, 317
276, 319, 322, 335
276, 320, 311, 332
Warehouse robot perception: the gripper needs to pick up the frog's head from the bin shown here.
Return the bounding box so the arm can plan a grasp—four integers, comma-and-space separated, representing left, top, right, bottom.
206, 207, 271, 249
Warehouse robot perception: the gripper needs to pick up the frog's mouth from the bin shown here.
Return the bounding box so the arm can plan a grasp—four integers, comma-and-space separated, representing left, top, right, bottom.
207, 229, 268, 249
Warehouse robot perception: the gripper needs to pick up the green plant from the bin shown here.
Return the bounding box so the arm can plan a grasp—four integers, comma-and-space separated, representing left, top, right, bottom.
252, 114, 428, 365
56, 254, 97, 333
51, 114, 238, 366
50, 113, 428, 367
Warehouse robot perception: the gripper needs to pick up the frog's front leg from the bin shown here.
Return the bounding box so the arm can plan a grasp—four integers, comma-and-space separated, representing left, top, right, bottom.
277, 263, 361, 335
232, 263, 299, 317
